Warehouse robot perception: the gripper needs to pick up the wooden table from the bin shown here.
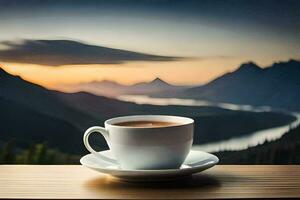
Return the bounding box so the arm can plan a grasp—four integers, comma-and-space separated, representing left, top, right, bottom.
0, 165, 300, 199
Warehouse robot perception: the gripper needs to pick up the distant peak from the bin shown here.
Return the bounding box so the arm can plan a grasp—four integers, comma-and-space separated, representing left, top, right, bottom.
286, 59, 299, 65
151, 77, 164, 83
270, 59, 300, 69
237, 62, 261, 72
149, 77, 173, 87
288, 59, 298, 62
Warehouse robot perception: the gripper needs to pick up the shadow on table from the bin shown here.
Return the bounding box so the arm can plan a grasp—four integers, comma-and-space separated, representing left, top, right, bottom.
85, 173, 222, 190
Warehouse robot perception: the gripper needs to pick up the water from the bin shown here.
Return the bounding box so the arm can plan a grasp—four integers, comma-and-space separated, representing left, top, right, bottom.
117, 95, 300, 153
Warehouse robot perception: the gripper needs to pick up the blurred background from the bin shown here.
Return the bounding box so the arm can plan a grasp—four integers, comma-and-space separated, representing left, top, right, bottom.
0, 0, 300, 164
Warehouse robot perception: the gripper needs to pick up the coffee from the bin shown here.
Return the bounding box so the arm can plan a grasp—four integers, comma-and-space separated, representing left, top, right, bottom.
114, 120, 180, 128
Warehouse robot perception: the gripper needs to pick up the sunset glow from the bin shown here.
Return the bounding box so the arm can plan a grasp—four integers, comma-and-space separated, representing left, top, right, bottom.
0, 0, 299, 91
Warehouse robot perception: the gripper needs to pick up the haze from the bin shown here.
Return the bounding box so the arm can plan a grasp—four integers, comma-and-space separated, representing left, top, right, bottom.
0, 0, 299, 90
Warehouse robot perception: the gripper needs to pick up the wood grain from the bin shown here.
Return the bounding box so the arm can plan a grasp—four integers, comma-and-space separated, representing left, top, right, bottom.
0, 165, 299, 199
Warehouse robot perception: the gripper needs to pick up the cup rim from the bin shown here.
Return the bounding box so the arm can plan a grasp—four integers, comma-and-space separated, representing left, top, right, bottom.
105, 115, 194, 129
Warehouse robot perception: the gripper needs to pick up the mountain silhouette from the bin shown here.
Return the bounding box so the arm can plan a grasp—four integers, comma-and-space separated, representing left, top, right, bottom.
157, 60, 300, 110
0, 66, 296, 158
67, 77, 188, 97
0, 68, 128, 153
128, 77, 183, 94
0, 67, 93, 130
133, 77, 171, 87
235, 62, 262, 73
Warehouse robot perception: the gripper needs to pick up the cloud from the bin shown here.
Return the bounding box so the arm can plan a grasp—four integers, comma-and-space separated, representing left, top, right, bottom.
0, 39, 182, 66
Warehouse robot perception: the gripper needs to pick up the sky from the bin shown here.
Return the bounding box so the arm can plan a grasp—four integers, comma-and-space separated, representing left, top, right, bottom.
0, 0, 299, 89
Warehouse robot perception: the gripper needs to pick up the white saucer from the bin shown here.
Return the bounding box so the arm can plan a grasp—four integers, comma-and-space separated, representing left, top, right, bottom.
80, 149, 219, 181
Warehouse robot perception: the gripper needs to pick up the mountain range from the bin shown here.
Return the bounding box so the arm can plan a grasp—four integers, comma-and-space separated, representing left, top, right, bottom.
154, 59, 300, 111
63, 77, 189, 97
62, 59, 300, 111
0, 60, 297, 158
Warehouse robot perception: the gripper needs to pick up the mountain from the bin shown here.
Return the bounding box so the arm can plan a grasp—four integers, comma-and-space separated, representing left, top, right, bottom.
0, 68, 95, 154
0, 68, 130, 154
156, 60, 300, 111
0, 68, 93, 130
66, 80, 127, 97
126, 78, 187, 95
0, 67, 296, 160
63, 77, 188, 97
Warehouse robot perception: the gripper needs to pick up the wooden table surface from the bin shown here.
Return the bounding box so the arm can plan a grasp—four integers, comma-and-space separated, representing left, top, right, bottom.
0, 165, 300, 199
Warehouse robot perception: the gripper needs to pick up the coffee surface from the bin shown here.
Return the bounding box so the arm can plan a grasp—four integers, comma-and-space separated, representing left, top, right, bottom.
114, 120, 181, 128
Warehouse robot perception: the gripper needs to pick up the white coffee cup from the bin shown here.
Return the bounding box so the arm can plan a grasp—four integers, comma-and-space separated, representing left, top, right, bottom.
83, 115, 194, 170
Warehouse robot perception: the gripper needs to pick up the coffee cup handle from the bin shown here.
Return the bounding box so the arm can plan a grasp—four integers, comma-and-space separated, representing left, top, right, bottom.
83, 126, 119, 165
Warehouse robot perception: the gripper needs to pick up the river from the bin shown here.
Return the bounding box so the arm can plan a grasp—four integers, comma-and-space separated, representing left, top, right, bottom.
117, 95, 300, 153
